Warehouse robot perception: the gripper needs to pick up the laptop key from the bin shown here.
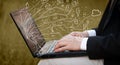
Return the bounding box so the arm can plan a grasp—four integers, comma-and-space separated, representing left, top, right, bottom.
47, 40, 58, 53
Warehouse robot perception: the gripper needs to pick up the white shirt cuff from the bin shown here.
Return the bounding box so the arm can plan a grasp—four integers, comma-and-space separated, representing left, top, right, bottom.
80, 38, 88, 50
86, 30, 96, 37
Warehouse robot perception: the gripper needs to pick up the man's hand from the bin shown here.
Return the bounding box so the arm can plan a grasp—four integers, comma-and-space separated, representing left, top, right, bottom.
54, 36, 83, 52
70, 31, 89, 37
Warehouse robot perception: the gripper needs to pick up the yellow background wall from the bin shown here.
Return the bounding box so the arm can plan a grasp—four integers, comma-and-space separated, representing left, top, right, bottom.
0, 0, 108, 65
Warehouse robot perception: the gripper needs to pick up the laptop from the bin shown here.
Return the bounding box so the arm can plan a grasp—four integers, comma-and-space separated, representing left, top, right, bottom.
10, 7, 87, 58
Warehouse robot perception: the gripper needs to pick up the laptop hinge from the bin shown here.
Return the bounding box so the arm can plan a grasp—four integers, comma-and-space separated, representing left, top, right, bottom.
35, 52, 42, 57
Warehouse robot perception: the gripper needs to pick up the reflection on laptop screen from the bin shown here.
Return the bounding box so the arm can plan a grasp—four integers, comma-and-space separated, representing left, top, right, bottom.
10, 8, 46, 55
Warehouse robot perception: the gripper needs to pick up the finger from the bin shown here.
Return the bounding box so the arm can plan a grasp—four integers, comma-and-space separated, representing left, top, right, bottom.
54, 46, 68, 52
70, 32, 81, 36
62, 35, 71, 39
70, 32, 78, 36
58, 37, 71, 42
58, 39, 67, 42
59, 35, 76, 41
54, 41, 67, 50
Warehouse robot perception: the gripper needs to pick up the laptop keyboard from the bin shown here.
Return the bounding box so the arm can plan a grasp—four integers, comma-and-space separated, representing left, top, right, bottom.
47, 40, 57, 53
39, 40, 58, 54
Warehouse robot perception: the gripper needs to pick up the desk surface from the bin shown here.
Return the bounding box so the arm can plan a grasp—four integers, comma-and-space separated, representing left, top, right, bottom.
38, 56, 103, 65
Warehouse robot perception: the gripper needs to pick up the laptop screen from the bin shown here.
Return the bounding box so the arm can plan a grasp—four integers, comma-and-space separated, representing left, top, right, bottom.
10, 7, 46, 56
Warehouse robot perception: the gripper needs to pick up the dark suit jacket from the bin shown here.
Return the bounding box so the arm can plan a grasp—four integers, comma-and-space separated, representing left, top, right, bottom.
87, 0, 120, 65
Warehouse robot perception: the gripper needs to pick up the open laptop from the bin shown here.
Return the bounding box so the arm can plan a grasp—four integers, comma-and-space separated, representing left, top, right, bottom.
10, 7, 87, 58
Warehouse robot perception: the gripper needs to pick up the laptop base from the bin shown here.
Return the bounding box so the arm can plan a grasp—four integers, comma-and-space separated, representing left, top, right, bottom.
37, 50, 87, 58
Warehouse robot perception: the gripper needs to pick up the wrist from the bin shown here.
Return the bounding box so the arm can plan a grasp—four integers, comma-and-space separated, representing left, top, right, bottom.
82, 31, 89, 37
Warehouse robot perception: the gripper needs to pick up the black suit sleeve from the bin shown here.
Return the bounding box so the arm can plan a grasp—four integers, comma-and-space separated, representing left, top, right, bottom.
87, 33, 120, 59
